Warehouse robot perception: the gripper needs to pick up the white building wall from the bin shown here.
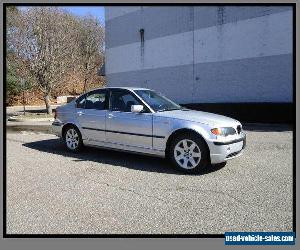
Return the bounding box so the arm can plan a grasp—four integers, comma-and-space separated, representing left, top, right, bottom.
105, 6, 293, 104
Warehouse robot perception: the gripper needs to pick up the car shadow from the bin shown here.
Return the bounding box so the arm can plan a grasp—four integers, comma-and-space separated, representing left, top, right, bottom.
243, 123, 292, 132
22, 138, 227, 176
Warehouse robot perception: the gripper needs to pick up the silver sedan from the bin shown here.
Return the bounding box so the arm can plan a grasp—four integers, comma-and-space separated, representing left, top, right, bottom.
52, 87, 246, 174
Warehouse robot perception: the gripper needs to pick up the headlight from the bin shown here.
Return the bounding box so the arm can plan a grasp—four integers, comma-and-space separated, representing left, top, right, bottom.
211, 127, 236, 136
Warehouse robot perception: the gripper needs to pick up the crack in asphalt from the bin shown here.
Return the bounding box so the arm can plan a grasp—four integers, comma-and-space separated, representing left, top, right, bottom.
152, 186, 248, 206
80, 172, 248, 209
76, 174, 166, 204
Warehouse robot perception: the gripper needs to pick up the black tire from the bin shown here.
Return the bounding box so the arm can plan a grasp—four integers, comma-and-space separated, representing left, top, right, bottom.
63, 125, 83, 152
169, 132, 210, 174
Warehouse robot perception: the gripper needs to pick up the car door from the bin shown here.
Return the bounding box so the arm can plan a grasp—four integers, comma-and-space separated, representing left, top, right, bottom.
106, 89, 153, 149
75, 89, 108, 143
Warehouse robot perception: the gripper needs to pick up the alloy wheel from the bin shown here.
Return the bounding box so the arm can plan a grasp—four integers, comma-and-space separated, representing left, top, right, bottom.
65, 128, 79, 150
173, 139, 202, 169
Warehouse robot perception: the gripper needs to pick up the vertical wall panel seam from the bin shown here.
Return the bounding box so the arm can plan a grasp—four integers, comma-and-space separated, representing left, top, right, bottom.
192, 7, 195, 103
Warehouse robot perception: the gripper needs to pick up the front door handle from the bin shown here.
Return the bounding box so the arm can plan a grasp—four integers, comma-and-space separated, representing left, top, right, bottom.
77, 111, 84, 116
108, 113, 115, 119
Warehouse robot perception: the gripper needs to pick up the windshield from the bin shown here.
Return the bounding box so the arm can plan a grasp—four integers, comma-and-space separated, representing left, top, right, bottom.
134, 89, 182, 112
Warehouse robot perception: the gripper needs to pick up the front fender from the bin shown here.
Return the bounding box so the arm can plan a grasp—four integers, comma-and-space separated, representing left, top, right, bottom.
153, 116, 214, 151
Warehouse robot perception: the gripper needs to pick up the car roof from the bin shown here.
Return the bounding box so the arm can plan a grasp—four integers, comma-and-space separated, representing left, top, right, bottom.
106, 87, 151, 91
75, 87, 153, 99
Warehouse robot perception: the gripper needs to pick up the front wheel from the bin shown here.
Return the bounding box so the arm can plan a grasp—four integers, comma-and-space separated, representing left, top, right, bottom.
169, 133, 209, 174
63, 126, 83, 152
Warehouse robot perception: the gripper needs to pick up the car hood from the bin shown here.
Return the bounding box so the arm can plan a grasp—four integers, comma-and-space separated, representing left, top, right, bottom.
154, 109, 241, 127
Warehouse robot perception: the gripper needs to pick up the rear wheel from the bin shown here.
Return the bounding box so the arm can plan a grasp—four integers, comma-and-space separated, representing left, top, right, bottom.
63, 126, 83, 152
169, 132, 209, 174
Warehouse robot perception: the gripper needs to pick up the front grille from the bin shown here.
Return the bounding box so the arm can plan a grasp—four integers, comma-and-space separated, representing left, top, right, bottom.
225, 127, 236, 136
226, 150, 242, 159
237, 125, 242, 134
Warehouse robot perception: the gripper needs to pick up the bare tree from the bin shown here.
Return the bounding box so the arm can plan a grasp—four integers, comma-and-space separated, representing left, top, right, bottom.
10, 7, 79, 114
75, 16, 105, 93
6, 6, 34, 109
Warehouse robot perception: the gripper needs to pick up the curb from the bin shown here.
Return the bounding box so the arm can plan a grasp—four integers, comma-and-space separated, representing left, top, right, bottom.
7, 121, 54, 134
8, 117, 54, 122
7, 124, 53, 134
6, 104, 60, 111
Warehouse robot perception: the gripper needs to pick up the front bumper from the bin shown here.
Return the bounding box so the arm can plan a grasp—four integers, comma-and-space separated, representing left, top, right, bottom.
51, 121, 63, 137
208, 133, 246, 164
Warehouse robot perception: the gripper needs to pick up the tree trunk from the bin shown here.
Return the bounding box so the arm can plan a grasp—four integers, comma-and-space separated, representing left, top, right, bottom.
44, 94, 52, 114
83, 78, 87, 93
21, 78, 26, 115
22, 89, 26, 116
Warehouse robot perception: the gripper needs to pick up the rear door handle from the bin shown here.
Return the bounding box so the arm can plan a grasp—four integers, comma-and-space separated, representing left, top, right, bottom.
77, 111, 84, 116
108, 113, 115, 119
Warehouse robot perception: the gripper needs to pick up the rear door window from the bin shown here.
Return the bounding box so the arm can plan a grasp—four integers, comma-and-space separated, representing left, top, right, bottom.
85, 90, 108, 110
76, 90, 108, 110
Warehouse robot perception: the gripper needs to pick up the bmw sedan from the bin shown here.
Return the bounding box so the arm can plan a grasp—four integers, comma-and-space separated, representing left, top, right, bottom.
52, 87, 246, 173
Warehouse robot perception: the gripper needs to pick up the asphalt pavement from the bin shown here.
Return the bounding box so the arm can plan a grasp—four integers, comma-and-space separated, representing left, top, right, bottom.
6, 127, 293, 234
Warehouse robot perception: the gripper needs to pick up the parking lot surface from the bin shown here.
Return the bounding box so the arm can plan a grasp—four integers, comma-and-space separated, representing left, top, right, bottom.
6, 126, 293, 234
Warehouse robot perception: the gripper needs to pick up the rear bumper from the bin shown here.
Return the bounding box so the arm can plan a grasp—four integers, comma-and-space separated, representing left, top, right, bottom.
51, 121, 63, 137
208, 133, 246, 164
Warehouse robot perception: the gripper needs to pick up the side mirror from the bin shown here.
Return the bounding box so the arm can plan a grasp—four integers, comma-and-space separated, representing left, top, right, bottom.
131, 105, 144, 113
